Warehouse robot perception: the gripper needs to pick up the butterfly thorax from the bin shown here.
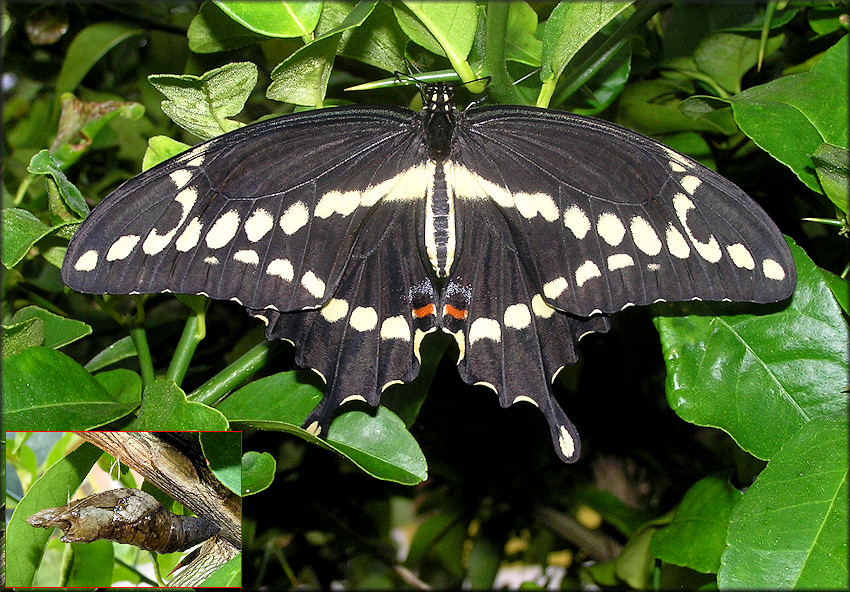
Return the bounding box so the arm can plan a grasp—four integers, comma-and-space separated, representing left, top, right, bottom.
421, 83, 457, 160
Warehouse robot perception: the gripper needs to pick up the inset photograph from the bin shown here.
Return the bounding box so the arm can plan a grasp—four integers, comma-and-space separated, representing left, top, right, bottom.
6, 431, 241, 587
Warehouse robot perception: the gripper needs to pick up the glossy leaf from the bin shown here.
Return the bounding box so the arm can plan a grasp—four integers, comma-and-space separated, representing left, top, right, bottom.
729, 35, 848, 193
719, 418, 848, 589
93, 369, 142, 404
218, 372, 428, 485
2, 208, 50, 269
27, 150, 89, 217
126, 380, 229, 431
188, 1, 269, 53
267, 2, 377, 106
242, 451, 275, 496
540, 1, 632, 90
650, 474, 742, 573
9, 305, 91, 349
654, 238, 849, 460
200, 431, 243, 494
83, 336, 138, 372
200, 555, 242, 587
3, 347, 139, 431
811, 142, 849, 214
213, 0, 322, 38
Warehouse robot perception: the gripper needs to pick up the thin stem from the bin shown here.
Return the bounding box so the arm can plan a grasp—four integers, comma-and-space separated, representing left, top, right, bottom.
188, 340, 283, 405
166, 298, 208, 386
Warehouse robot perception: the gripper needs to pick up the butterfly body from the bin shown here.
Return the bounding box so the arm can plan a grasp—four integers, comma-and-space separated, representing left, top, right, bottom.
62, 83, 795, 462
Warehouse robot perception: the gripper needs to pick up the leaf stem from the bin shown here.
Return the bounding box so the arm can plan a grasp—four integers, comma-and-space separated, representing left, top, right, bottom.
188, 340, 283, 406
166, 296, 209, 386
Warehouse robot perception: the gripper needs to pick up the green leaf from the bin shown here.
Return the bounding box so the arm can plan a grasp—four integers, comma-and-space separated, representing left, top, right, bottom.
337, 2, 407, 74
218, 372, 428, 484
811, 142, 849, 214
52, 22, 143, 118
267, 2, 378, 106
3, 347, 139, 431
615, 517, 670, 589
6, 442, 104, 587
126, 379, 229, 430
83, 336, 138, 372
616, 80, 722, 136
200, 554, 242, 587
66, 541, 114, 587
242, 450, 276, 496
9, 305, 91, 349
2, 316, 45, 357
142, 135, 191, 171
504, 2, 542, 67
718, 418, 848, 589
394, 1, 479, 85
653, 238, 849, 460
729, 35, 848, 193
149, 62, 258, 139
93, 368, 142, 404
693, 31, 783, 95
27, 150, 89, 217
539, 1, 632, 101
200, 431, 243, 494
2, 208, 50, 269
213, 0, 322, 38
650, 474, 743, 573
188, 1, 270, 53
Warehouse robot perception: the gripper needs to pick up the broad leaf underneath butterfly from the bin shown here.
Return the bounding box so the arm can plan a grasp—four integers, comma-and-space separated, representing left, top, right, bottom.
62, 83, 795, 462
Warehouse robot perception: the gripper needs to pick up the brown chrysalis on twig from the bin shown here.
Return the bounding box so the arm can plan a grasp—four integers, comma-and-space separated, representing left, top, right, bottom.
27, 488, 220, 553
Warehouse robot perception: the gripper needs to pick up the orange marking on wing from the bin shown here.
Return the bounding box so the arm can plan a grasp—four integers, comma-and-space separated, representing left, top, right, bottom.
413, 303, 436, 318
443, 304, 468, 320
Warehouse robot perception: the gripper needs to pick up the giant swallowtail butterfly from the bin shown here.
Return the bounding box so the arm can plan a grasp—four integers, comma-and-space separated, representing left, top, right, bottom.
61, 83, 795, 462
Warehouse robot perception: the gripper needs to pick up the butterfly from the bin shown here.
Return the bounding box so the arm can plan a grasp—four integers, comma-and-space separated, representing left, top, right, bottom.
62, 82, 796, 462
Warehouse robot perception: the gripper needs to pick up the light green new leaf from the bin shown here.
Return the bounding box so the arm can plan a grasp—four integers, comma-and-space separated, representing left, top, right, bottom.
540, 1, 632, 101
394, 1, 479, 86
149, 62, 258, 140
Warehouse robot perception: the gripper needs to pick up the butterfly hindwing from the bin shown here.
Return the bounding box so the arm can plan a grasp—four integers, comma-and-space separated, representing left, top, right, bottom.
452, 107, 796, 317
251, 199, 439, 436
441, 198, 610, 462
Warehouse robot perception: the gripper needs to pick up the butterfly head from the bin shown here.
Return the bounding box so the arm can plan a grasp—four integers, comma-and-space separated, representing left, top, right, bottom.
421, 83, 457, 159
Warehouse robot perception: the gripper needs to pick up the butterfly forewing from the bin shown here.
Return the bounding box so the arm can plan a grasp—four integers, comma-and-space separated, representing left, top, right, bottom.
62, 106, 421, 313
454, 108, 796, 317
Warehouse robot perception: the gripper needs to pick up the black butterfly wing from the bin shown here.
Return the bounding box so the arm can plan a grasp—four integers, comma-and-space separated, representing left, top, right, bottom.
441, 199, 609, 462
252, 200, 440, 437
62, 106, 425, 314
453, 107, 796, 317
